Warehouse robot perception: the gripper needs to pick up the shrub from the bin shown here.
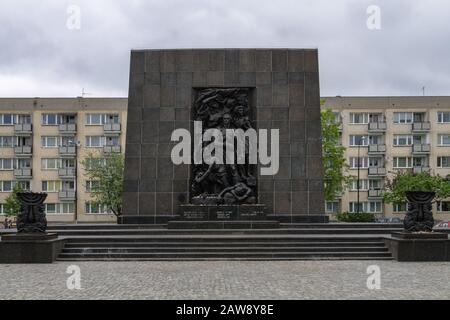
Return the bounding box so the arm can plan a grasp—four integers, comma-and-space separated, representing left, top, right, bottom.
336, 212, 376, 222
383, 171, 450, 204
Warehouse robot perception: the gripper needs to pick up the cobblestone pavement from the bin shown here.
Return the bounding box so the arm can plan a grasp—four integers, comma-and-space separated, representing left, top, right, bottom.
0, 260, 449, 300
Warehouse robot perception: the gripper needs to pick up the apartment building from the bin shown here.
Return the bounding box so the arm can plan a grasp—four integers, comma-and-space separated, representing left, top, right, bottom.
323, 96, 450, 222
0, 98, 127, 223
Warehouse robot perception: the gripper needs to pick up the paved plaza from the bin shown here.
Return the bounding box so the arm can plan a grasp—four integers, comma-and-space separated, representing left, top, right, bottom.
0, 260, 449, 300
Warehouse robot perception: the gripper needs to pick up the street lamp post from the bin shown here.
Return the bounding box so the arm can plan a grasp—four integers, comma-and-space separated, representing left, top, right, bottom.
356, 136, 367, 214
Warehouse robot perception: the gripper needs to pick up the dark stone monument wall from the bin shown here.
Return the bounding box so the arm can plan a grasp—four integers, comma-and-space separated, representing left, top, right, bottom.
122, 49, 326, 224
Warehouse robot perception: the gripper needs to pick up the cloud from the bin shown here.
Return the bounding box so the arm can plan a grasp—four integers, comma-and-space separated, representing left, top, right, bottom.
0, 0, 449, 97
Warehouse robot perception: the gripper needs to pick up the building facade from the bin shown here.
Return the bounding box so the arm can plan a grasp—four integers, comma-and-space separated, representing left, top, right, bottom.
323, 96, 450, 222
0, 98, 127, 223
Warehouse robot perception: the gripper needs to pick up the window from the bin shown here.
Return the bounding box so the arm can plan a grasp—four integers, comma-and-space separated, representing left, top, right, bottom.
349, 113, 369, 124
393, 135, 412, 146
349, 201, 382, 213
437, 201, 450, 212
86, 180, 100, 192
351, 179, 369, 191
393, 203, 407, 213
393, 112, 413, 124
41, 158, 61, 170
61, 180, 75, 191
369, 157, 383, 168
0, 159, 13, 170
42, 114, 60, 125
349, 135, 368, 146
45, 203, 75, 214
105, 136, 119, 146
0, 114, 15, 125
412, 157, 426, 167
86, 114, 104, 125
437, 134, 450, 146
16, 181, 31, 191
437, 156, 450, 168
105, 114, 120, 124
0, 181, 13, 192
41, 181, 61, 192
369, 135, 382, 145
0, 203, 4, 215
42, 136, 59, 148
17, 114, 31, 124
437, 112, 450, 123
369, 179, 382, 190
85, 202, 111, 214
349, 157, 369, 169
0, 136, 14, 148
369, 113, 384, 123
61, 159, 75, 168
325, 201, 340, 213
86, 136, 106, 148
393, 157, 412, 168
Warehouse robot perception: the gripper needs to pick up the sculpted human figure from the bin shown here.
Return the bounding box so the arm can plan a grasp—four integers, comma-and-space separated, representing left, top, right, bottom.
219, 182, 256, 204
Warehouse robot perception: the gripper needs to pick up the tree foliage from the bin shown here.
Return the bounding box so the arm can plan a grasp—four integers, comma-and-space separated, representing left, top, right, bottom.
321, 106, 351, 201
81, 152, 124, 217
383, 171, 450, 204
4, 183, 24, 217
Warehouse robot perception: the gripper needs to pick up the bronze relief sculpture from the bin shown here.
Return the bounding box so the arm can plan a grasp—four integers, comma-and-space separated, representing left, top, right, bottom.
191, 88, 257, 205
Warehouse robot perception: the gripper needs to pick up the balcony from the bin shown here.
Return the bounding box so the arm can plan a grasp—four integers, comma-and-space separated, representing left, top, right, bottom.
368, 189, 383, 199
14, 145, 32, 157
14, 123, 32, 135
58, 167, 76, 178
412, 122, 431, 132
368, 144, 386, 154
368, 167, 386, 176
103, 145, 121, 153
59, 123, 77, 134
368, 122, 386, 132
59, 146, 76, 157
412, 143, 431, 154
104, 123, 121, 134
14, 168, 32, 179
58, 190, 76, 201
413, 166, 430, 174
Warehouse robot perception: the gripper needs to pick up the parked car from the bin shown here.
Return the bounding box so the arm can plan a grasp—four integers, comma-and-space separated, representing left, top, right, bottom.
434, 221, 450, 228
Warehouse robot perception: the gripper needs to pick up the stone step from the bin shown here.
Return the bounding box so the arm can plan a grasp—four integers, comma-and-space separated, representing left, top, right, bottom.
62, 247, 389, 254
57, 251, 393, 259
56, 256, 394, 261
280, 223, 403, 229
50, 228, 402, 236
47, 224, 166, 230
61, 235, 387, 242
64, 241, 386, 248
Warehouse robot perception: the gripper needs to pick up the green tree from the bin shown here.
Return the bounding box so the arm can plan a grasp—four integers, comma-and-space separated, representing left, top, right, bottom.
321, 105, 352, 201
383, 171, 450, 204
4, 183, 24, 217
82, 152, 124, 217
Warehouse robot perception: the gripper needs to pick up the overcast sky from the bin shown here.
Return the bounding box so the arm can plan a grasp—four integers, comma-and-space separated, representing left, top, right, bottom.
0, 0, 449, 97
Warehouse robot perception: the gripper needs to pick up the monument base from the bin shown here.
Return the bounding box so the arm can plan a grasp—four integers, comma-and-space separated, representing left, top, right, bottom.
0, 233, 64, 263
167, 220, 279, 229
179, 204, 266, 221
385, 232, 450, 261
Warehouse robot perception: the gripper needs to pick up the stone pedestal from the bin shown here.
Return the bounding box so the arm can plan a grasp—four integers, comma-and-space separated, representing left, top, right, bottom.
179, 204, 266, 220
385, 232, 450, 261
0, 233, 64, 263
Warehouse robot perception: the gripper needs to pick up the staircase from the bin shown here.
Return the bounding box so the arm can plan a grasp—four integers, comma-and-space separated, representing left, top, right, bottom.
48, 223, 401, 261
